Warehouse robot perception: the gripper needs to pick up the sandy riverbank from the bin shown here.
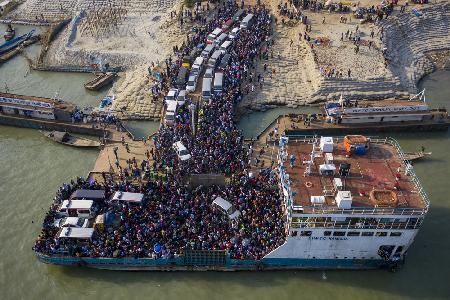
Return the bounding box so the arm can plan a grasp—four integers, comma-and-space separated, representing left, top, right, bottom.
239, 0, 450, 113
3, 0, 450, 118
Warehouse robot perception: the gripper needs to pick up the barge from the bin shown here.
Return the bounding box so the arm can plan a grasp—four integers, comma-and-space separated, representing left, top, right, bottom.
262, 97, 449, 142
0, 93, 107, 136
84, 72, 117, 91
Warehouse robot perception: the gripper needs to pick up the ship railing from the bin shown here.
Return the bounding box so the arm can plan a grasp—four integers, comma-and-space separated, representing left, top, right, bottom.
290, 219, 423, 230
293, 206, 427, 216
285, 135, 430, 214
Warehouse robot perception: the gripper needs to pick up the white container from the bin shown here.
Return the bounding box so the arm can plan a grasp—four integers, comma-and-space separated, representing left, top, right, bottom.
335, 191, 352, 209
311, 196, 325, 205
320, 137, 334, 153
333, 178, 343, 191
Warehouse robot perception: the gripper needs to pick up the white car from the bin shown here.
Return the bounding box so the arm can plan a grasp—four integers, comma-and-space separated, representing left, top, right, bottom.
165, 88, 179, 101
229, 27, 240, 40
212, 197, 241, 221
186, 75, 198, 92
173, 141, 191, 161
53, 217, 90, 228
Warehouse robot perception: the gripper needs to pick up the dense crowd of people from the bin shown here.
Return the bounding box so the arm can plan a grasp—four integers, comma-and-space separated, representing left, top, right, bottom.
34, 4, 287, 262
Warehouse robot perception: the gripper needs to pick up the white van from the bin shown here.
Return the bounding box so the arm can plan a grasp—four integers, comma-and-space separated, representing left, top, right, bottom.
201, 44, 215, 59
165, 88, 179, 102
176, 90, 187, 106
220, 40, 232, 54
58, 200, 95, 218
204, 68, 214, 79
240, 13, 254, 29
186, 75, 198, 92
164, 100, 178, 126
211, 27, 222, 38
53, 217, 90, 228
202, 78, 212, 100
173, 141, 191, 161
212, 197, 240, 220
214, 33, 228, 47
213, 72, 224, 94
229, 27, 240, 40
58, 227, 94, 240
192, 56, 204, 75
208, 50, 222, 68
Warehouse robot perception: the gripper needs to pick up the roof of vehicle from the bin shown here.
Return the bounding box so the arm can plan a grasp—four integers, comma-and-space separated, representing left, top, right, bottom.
60, 200, 93, 210
167, 89, 178, 97
213, 197, 233, 211
203, 44, 215, 51
211, 27, 222, 35
217, 33, 228, 40
70, 189, 105, 200
204, 68, 214, 77
193, 56, 204, 65
178, 90, 187, 97
221, 40, 232, 48
60, 217, 85, 227
112, 191, 144, 203
173, 141, 187, 151
166, 100, 178, 109
214, 73, 224, 85
58, 227, 94, 239
211, 50, 222, 59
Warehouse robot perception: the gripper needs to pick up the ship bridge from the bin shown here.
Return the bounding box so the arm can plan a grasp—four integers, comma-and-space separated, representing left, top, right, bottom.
278, 135, 430, 231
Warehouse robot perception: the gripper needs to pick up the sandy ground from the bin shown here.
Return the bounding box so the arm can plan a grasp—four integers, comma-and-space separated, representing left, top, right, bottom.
238, 0, 450, 110
5, 0, 450, 117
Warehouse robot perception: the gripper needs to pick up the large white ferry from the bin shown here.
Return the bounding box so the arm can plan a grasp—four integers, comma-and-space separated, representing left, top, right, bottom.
273, 135, 428, 270
35, 135, 428, 271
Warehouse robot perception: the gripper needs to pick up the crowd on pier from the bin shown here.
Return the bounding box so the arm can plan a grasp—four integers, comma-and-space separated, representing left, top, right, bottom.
34, 5, 286, 261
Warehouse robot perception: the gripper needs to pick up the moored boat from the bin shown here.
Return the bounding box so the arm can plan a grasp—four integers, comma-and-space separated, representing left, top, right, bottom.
3, 23, 15, 41
404, 151, 432, 162
84, 72, 117, 91
41, 130, 100, 148
0, 29, 35, 55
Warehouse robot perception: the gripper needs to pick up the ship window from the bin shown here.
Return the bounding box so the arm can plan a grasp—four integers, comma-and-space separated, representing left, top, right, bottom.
390, 232, 402, 237
300, 231, 312, 236
347, 231, 360, 236
333, 231, 345, 236
324, 231, 332, 236
290, 231, 298, 237
362, 232, 374, 236
375, 232, 388, 237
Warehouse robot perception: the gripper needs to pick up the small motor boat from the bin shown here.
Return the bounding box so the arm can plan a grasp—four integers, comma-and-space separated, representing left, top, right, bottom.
3, 23, 15, 41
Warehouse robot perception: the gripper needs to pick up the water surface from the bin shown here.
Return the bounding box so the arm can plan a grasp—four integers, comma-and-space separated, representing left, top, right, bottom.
0, 49, 449, 299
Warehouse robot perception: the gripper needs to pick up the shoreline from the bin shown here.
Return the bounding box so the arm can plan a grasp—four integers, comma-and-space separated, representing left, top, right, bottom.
1, 1, 449, 119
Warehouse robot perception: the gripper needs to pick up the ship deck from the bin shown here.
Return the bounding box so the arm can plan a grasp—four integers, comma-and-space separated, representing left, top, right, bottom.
283, 138, 427, 211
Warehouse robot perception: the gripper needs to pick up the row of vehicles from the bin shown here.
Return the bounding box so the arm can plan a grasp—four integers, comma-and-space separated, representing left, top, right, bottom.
54, 186, 239, 242
162, 12, 255, 162
54, 190, 145, 240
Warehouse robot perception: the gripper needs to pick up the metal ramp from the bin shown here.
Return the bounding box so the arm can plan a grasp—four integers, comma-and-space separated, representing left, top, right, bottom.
183, 250, 227, 266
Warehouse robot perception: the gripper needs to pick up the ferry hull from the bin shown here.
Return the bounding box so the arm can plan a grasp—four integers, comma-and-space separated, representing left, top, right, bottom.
36, 253, 398, 271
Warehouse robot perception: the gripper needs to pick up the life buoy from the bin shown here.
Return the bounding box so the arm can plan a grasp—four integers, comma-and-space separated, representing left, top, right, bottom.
377, 223, 385, 229
305, 181, 313, 188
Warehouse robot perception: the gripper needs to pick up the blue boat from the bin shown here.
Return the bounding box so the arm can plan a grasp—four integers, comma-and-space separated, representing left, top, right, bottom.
0, 29, 35, 55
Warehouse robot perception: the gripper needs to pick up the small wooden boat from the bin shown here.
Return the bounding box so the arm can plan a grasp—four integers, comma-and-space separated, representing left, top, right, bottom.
404, 151, 432, 162
41, 131, 101, 148
4, 24, 15, 41
0, 29, 35, 55
84, 72, 117, 91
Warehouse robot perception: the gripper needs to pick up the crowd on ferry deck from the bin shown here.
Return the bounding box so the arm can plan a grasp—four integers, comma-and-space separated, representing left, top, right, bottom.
34, 5, 286, 261
34, 168, 285, 260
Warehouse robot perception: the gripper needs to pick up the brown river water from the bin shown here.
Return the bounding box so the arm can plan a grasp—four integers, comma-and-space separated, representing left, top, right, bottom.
0, 25, 450, 300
